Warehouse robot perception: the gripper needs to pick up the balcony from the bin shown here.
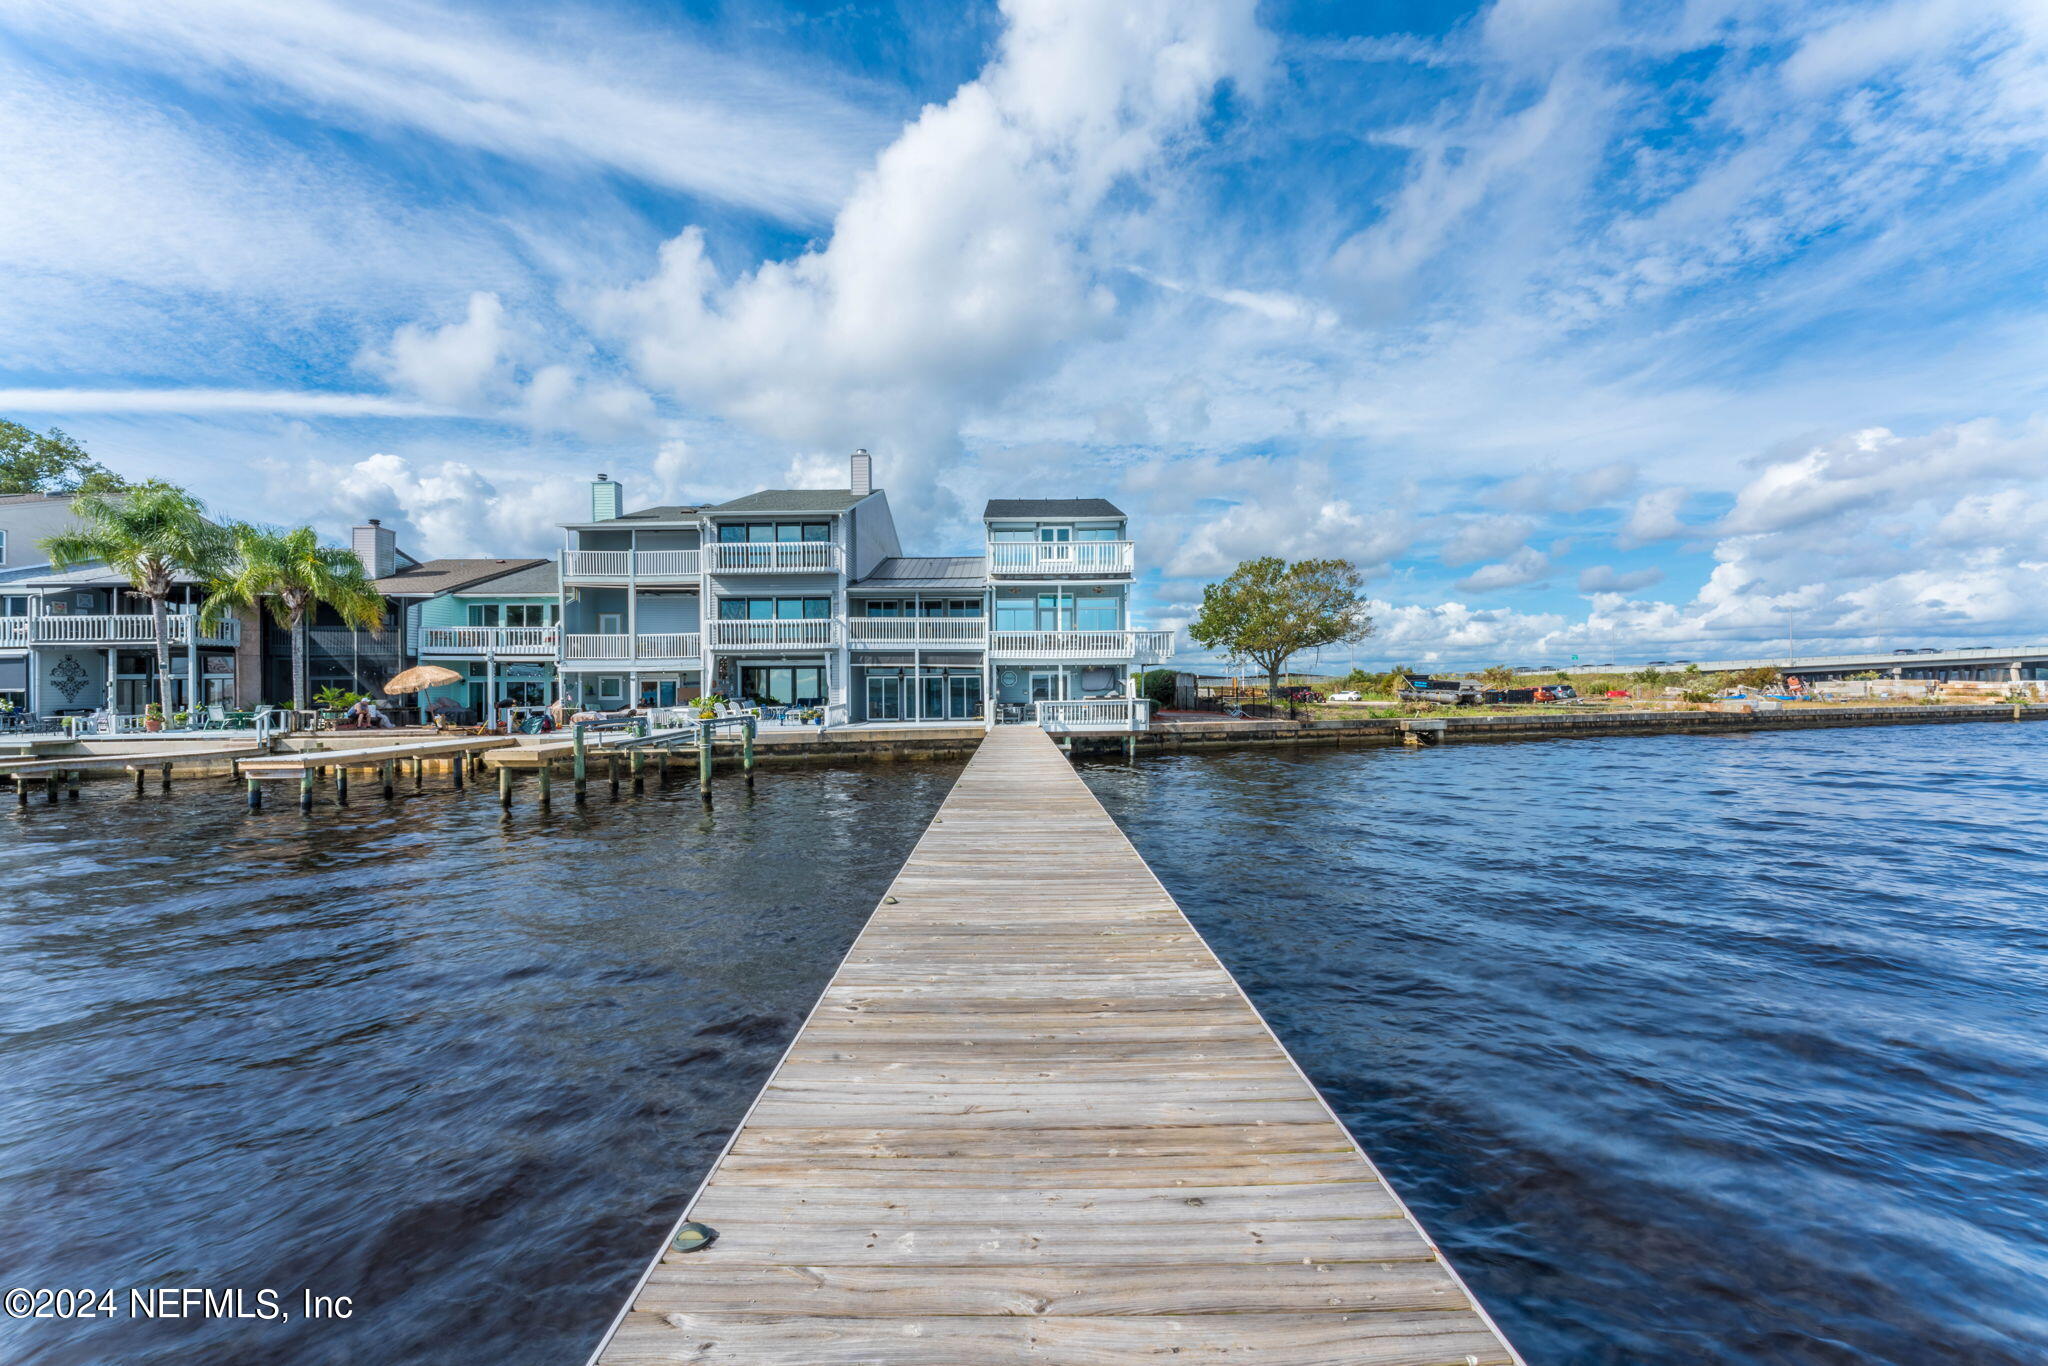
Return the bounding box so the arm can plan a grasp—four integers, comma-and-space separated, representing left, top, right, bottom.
988, 541, 1133, 576
6, 614, 240, 647
562, 549, 701, 581
420, 626, 557, 657
560, 633, 702, 663
847, 618, 987, 648
989, 629, 1174, 661
707, 542, 844, 575
709, 619, 839, 649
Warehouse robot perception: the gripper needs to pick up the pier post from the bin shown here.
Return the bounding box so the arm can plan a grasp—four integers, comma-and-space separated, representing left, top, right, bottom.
607, 752, 619, 799
44, 773, 58, 804
412, 755, 423, 790
657, 751, 669, 783
15, 778, 26, 806
299, 768, 313, 812
66, 770, 79, 802
573, 726, 588, 804
498, 764, 511, 808
160, 762, 172, 792
246, 777, 261, 810
336, 766, 349, 804
452, 753, 465, 791
631, 749, 644, 793
381, 760, 395, 799
698, 725, 712, 799
537, 764, 552, 806
742, 717, 755, 783
134, 766, 146, 796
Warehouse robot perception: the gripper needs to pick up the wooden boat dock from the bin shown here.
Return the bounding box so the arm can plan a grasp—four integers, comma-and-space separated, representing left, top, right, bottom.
589, 725, 1519, 1365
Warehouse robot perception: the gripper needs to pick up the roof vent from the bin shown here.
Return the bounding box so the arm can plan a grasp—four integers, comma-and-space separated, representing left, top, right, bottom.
850, 449, 872, 497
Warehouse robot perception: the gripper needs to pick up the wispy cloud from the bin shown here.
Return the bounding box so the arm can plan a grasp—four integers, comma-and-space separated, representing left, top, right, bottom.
0, 388, 458, 417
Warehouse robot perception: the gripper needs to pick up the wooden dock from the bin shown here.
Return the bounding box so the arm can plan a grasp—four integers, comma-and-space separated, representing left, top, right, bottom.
590, 726, 1519, 1365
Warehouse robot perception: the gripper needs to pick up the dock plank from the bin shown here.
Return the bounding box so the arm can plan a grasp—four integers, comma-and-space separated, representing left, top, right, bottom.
588, 726, 1519, 1364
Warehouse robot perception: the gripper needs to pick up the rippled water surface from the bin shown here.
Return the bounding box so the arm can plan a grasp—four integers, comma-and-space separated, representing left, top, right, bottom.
0, 762, 963, 1365
5, 725, 2045, 1365
1083, 723, 2048, 1365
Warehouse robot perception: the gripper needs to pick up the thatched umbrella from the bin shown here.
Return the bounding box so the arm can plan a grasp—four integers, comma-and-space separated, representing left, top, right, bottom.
384, 664, 463, 695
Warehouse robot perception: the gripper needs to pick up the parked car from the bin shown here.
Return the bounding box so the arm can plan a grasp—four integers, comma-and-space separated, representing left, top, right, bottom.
1328, 690, 1363, 702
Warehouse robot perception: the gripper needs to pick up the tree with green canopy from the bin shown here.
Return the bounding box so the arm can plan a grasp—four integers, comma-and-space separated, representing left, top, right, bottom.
202, 524, 386, 713
40, 481, 230, 714
0, 419, 124, 495
1187, 556, 1373, 701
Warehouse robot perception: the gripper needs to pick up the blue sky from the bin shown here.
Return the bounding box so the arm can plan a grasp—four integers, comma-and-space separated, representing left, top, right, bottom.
4, 0, 2047, 668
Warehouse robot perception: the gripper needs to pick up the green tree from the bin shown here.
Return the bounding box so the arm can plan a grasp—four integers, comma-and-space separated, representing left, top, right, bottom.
1629, 666, 1670, 698
1188, 556, 1373, 700
1479, 664, 1517, 691
0, 420, 124, 495
1730, 665, 1782, 691
1136, 668, 1177, 710
41, 481, 229, 714
203, 524, 386, 712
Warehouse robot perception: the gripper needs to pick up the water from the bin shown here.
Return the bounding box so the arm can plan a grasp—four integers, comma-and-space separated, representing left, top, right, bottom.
4, 727, 2044, 1365
0, 762, 964, 1365
1080, 724, 2048, 1365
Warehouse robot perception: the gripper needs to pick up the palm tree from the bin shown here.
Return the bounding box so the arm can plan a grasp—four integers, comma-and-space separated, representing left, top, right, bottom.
202, 525, 386, 713
41, 481, 230, 715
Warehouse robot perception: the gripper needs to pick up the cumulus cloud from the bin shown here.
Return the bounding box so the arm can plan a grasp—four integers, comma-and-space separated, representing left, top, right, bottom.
1439, 514, 1538, 566
1456, 546, 1550, 591
1619, 486, 1692, 546
266, 450, 580, 557
597, 0, 1274, 523
1578, 563, 1664, 593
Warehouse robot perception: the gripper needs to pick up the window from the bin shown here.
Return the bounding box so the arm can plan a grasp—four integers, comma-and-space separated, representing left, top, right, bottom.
951, 599, 984, 617
467, 603, 501, 627
1076, 525, 1122, 541
1, 596, 26, 618
863, 600, 900, 618
720, 597, 830, 620
597, 612, 624, 634
596, 676, 624, 701
718, 521, 830, 542
1038, 526, 1072, 543
504, 603, 553, 627
1077, 595, 1118, 630
995, 597, 1034, 630
988, 525, 1034, 542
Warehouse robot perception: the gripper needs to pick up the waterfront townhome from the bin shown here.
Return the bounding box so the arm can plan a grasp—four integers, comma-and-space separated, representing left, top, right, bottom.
554, 453, 1172, 728
368, 526, 559, 722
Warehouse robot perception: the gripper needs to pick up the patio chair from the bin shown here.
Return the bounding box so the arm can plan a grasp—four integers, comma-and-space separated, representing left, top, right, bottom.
204, 703, 229, 729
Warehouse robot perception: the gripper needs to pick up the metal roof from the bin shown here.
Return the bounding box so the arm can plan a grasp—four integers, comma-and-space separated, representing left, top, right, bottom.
713, 489, 868, 514
372, 558, 548, 596
850, 556, 987, 592
983, 498, 1124, 519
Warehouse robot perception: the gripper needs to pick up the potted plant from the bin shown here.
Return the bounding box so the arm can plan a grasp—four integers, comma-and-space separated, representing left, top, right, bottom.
144, 701, 165, 732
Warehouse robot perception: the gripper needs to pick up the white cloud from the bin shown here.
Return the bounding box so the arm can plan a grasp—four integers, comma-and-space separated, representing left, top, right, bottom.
1620, 486, 1692, 546
1439, 514, 1538, 566
265, 450, 579, 558
1578, 563, 1665, 593
0, 388, 453, 417
1456, 546, 1551, 592
360, 292, 516, 410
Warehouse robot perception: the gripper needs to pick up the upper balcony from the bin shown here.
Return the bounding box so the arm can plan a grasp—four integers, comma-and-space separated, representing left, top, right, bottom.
847, 619, 988, 648
561, 549, 701, 583
706, 542, 845, 575
3, 614, 240, 648
560, 632, 702, 664
709, 619, 840, 649
419, 626, 557, 658
987, 541, 1133, 577
988, 629, 1174, 662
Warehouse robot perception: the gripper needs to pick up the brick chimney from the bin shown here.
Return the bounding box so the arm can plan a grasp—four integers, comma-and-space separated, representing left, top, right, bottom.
591, 474, 622, 521
850, 449, 872, 497
352, 518, 396, 579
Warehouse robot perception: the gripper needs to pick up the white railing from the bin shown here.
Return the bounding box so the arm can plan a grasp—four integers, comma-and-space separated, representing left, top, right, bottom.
0, 618, 25, 647
988, 629, 1173, 660
22, 614, 239, 646
1036, 698, 1152, 732
561, 549, 702, 579
846, 618, 988, 646
707, 541, 844, 574
709, 619, 838, 648
561, 633, 702, 661
988, 541, 1133, 575
420, 626, 557, 655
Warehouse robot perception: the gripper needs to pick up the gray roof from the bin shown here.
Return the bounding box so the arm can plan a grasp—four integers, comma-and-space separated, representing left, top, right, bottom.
373, 558, 548, 597
614, 504, 707, 521
713, 488, 868, 514
451, 559, 558, 596
19, 563, 210, 588
984, 498, 1124, 519
851, 556, 987, 592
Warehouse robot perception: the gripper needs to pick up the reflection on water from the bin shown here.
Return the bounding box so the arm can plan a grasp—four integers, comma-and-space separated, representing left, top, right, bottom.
0, 763, 962, 1366
1081, 723, 2048, 1366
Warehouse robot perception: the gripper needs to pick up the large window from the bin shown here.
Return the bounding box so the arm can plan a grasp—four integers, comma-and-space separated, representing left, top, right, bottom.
719, 597, 830, 620
1076, 596, 1119, 630
717, 522, 830, 543
741, 666, 826, 706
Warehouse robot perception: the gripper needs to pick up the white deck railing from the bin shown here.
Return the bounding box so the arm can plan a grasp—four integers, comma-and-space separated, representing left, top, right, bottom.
561, 633, 702, 661
561, 549, 701, 579
846, 618, 988, 646
709, 619, 838, 648
1035, 698, 1152, 732
12, 614, 239, 647
988, 629, 1173, 660
707, 542, 844, 574
988, 541, 1133, 575
420, 626, 557, 655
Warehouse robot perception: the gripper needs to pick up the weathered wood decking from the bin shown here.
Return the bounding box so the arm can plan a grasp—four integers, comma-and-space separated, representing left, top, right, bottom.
591, 726, 1518, 1365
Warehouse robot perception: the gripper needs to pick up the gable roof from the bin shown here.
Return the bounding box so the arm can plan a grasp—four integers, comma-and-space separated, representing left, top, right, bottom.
984, 497, 1124, 519
851, 556, 987, 591
451, 559, 558, 596
373, 558, 548, 597
713, 488, 867, 514
614, 504, 707, 521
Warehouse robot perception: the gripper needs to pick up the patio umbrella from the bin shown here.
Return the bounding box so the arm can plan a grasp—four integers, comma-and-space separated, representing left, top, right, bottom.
383, 665, 463, 695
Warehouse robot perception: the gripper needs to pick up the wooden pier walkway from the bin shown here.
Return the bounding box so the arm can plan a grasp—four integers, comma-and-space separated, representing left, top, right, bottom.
590, 726, 1518, 1365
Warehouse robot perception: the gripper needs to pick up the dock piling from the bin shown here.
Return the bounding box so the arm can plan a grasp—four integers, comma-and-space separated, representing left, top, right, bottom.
335, 767, 348, 804
607, 753, 619, 799
134, 767, 147, 797
741, 717, 755, 783
412, 755, 423, 790
44, 773, 57, 804
572, 726, 588, 804
381, 760, 395, 799
697, 725, 712, 799
299, 768, 313, 812
452, 754, 465, 791
160, 762, 172, 792
537, 764, 552, 806
498, 765, 512, 808
631, 749, 644, 793
247, 777, 261, 810
66, 770, 79, 802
